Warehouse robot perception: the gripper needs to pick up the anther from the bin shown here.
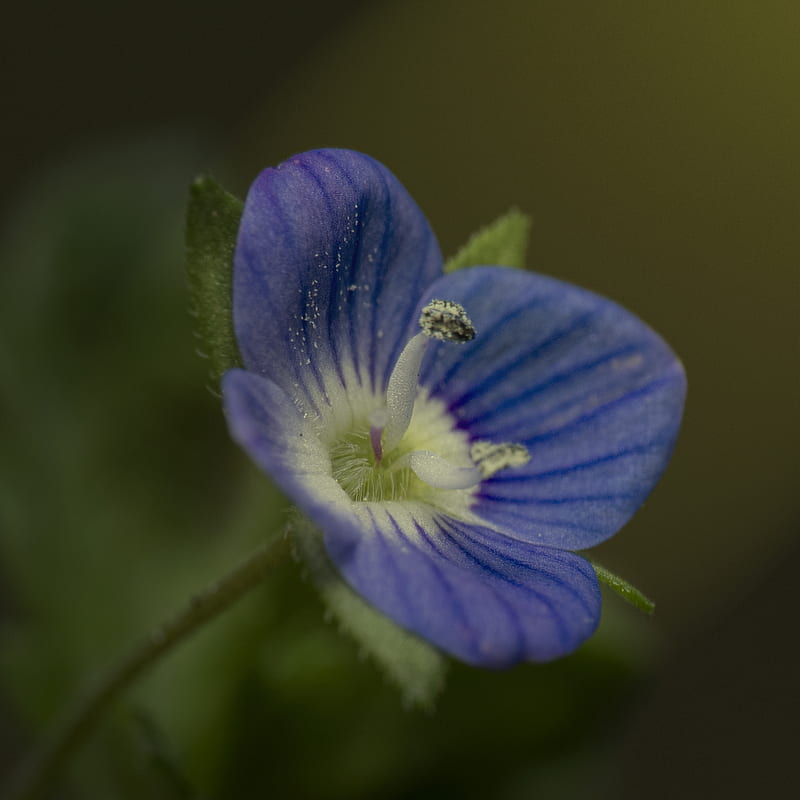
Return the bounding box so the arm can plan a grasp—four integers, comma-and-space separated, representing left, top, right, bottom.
470, 441, 531, 478
419, 299, 476, 343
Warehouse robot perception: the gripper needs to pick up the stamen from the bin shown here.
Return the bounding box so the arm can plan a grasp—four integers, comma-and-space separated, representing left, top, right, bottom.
383, 299, 476, 453
470, 440, 531, 479
393, 450, 483, 490
383, 332, 429, 453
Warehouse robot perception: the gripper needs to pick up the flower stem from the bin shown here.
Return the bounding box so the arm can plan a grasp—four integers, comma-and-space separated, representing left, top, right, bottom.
3, 533, 290, 800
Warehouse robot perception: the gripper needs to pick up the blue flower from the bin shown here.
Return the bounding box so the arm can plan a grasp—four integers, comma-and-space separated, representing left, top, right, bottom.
222, 149, 685, 668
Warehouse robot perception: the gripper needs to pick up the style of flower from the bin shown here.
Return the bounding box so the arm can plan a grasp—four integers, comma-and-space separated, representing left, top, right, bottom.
223, 149, 685, 668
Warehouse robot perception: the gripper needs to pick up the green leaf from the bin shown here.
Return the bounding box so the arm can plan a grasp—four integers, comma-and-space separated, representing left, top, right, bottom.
444, 207, 532, 273
591, 561, 655, 614
289, 514, 447, 709
185, 176, 244, 385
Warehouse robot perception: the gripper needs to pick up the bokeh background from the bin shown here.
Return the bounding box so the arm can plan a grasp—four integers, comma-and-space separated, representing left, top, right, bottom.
1, 1, 798, 797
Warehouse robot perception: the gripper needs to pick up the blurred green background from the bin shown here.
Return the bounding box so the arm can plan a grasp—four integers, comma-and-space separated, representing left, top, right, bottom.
1, 1, 798, 798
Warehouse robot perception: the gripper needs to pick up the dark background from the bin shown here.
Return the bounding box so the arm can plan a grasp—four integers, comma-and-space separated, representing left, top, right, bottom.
2, 1, 798, 798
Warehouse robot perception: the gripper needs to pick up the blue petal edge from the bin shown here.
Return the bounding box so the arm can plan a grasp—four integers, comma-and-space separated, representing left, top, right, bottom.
416, 266, 686, 550
223, 368, 601, 667
324, 503, 602, 667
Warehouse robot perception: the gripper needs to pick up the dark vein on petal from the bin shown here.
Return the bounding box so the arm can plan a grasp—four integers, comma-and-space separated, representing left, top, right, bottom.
448, 308, 601, 413
519, 376, 675, 447
294, 159, 350, 394
250, 196, 322, 416
320, 153, 372, 391
475, 491, 639, 506
433, 516, 569, 651
367, 162, 393, 394
418, 517, 525, 662
422, 292, 554, 392
364, 506, 417, 621
464, 343, 642, 428
402, 516, 481, 659
441, 517, 596, 625
298, 273, 332, 409
474, 505, 604, 535
489, 441, 663, 483
312, 154, 362, 390
272, 173, 330, 407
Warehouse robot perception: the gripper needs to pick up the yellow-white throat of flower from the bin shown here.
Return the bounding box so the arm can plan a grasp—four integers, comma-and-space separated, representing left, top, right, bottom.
330, 299, 530, 504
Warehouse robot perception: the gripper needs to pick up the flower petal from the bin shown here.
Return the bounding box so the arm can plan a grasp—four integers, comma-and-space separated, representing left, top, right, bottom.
222, 368, 352, 522
233, 149, 442, 421
223, 368, 599, 666
417, 267, 686, 550
324, 502, 601, 667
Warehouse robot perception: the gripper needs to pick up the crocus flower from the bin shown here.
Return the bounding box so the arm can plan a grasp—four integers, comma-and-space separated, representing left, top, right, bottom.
223, 149, 685, 668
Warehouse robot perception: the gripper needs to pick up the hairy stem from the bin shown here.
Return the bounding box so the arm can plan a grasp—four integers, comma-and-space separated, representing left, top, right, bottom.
3, 534, 290, 800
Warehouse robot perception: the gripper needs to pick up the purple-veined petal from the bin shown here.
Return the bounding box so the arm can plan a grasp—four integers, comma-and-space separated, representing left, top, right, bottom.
223, 367, 599, 666
416, 267, 686, 551
222, 368, 353, 524
324, 502, 601, 667
233, 149, 442, 419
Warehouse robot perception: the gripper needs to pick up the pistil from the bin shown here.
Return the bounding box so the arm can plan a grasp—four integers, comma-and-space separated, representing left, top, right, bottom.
369, 408, 387, 463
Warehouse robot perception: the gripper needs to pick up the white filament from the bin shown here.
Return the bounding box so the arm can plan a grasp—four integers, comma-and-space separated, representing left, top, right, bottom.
382, 332, 429, 453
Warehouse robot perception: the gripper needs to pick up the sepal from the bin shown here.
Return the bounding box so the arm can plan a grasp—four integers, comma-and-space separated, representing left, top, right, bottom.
185, 176, 243, 385
445, 208, 531, 272
591, 561, 655, 614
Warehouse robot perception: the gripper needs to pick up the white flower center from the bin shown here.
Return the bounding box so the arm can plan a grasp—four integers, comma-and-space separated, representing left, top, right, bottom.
329, 299, 530, 505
